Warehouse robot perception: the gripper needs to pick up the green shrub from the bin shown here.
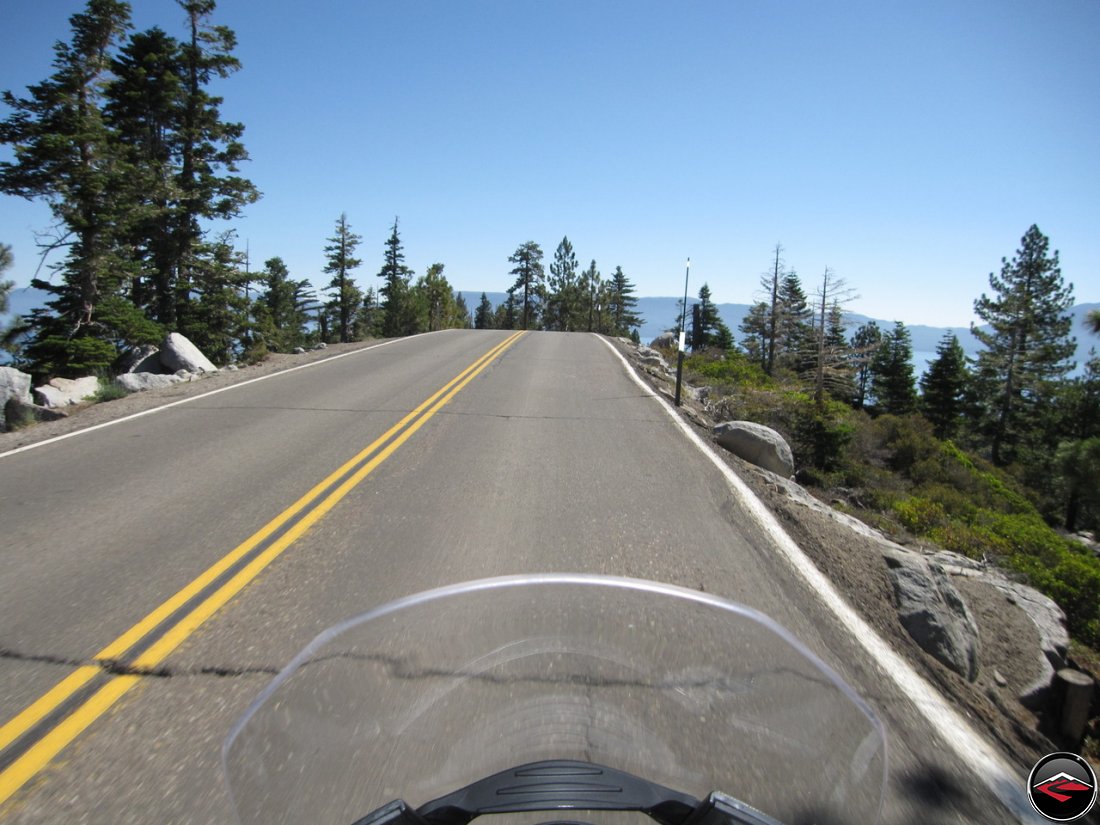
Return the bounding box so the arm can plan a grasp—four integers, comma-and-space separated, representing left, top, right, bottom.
92, 377, 129, 404
893, 497, 947, 533
684, 350, 771, 391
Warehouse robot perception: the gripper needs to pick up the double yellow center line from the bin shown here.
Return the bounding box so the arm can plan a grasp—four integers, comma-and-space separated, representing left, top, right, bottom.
0, 330, 525, 808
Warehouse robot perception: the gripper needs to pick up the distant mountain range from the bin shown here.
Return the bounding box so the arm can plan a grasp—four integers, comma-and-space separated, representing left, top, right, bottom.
5, 287, 1097, 374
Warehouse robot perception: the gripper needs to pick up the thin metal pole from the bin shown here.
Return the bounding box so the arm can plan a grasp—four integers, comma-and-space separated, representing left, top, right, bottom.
675, 258, 690, 407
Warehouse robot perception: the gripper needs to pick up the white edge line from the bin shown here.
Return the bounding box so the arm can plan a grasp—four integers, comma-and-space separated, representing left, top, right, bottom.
596, 335, 1043, 824
0, 332, 443, 461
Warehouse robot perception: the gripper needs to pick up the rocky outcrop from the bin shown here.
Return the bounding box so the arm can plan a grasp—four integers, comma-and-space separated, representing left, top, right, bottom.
714, 421, 795, 478
160, 332, 217, 374
883, 550, 980, 681
0, 366, 33, 431
928, 550, 1068, 705
636, 346, 669, 372
33, 376, 100, 408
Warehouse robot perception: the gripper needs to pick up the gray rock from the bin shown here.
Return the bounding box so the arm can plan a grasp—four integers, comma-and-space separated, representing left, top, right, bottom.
118, 344, 164, 374
636, 346, 668, 371
115, 372, 184, 392
883, 550, 980, 682
649, 332, 677, 349
713, 421, 795, 477
0, 366, 33, 431
312, 342, 327, 350
160, 332, 218, 374
293, 346, 306, 354
33, 376, 100, 408
225, 364, 239, 371
926, 548, 1068, 705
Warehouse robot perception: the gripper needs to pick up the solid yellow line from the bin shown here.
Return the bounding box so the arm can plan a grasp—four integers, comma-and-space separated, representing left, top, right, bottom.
0, 331, 524, 809
0, 667, 100, 754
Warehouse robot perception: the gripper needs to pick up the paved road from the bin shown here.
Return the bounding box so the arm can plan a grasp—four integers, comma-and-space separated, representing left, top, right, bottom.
0, 330, 1032, 823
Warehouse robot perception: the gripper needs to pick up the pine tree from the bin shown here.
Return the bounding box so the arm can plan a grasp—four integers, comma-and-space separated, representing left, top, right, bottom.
495, 290, 518, 330
474, 292, 494, 330
578, 260, 601, 332
0, 0, 136, 376
920, 332, 969, 439
177, 231, 248, 363
972, 225, 1076, 465
174, 0, 258, 324
325, 213, 363, 343
508, 241, 544, 330
255, 256, 311, 352
775, 269, 813, 374
870, 321, 918, 415
452, 292, 471, 329
414, 262, 457, 332
762, 243, 785, 375
851, 321, 882, 409
546, 236, 578, 331
690, 283, 732, 351
606, 266, 643, 337
377, 217, 416, 338
738, 302, 769, 371
105, 25, 185, 324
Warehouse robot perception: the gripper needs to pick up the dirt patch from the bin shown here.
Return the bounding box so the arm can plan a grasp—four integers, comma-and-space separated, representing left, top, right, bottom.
614, 337, 1056, 769
0, 340, 386, 454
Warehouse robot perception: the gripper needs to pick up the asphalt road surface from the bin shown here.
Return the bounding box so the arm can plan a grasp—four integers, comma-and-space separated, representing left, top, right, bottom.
0, 330, 1038, 824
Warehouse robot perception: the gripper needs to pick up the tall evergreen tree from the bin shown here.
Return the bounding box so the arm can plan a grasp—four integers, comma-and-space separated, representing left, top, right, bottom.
174, 0, 258, 324
606, 265, 643, 337
972, 225, 1076, 465
254, 256, 311, 352
377, 217, 416, 338
545, 236, 578, 331
508, 241, 544, 330
578, 260, 602, 332
851, 321, 882, 409
415, 262, 458, 332
453, 291, 471, 329
739, 302, 770, 370
775, 269, 813, 373
474, 292, 495, 330
104, 25, 184, 324
0, 0, 137, 376
870, 321, 918, 415
920, 332, 969, 439
324, 213, 363, 343
690, 283, 732, 351
177, 231, 248, 363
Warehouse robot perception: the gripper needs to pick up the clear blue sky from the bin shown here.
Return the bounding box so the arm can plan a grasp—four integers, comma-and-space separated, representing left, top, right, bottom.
2, 0, 1097, 326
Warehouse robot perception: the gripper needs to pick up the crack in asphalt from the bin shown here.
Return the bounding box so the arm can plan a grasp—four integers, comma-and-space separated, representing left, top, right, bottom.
0, 648, 279, 678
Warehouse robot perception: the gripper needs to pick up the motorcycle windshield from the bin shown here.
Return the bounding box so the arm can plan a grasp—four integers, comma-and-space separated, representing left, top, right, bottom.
223, 575, 886, 825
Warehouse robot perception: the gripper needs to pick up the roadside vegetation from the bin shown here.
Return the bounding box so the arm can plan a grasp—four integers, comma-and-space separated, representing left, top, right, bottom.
660, 235, 1100, 653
